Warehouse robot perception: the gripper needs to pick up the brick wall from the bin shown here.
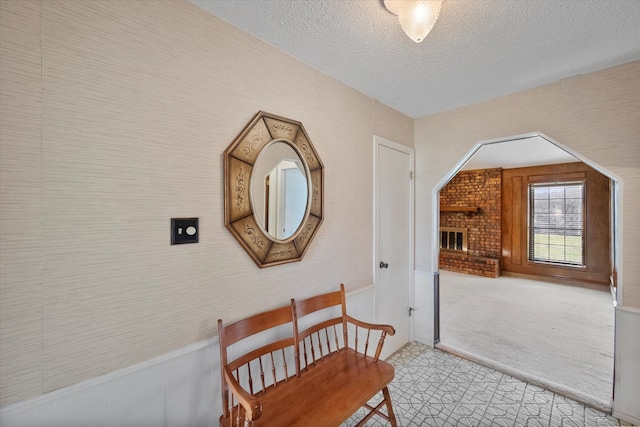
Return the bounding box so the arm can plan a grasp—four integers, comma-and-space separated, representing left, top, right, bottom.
439, 168, 502, 277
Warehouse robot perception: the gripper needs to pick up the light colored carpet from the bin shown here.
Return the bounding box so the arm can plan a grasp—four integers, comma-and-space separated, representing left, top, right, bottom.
439, 270, 615, 409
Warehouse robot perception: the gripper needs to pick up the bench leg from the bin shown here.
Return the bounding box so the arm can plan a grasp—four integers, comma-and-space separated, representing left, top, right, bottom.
357, 386, 398, 427
382, 386, 397, 427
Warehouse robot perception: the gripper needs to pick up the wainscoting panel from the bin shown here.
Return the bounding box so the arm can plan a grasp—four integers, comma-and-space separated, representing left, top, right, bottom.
0, 288, 372, 427
613, 305, 640, 425
109, 362, 168, 427
52, 382, 109, 427
167, 343, 217, 427
413, 270, 435, 346
0, 339, 216, 427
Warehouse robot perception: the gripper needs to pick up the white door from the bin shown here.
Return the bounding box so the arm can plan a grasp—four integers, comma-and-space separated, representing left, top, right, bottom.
374, 136, 414, 358
282, 166, 306, 238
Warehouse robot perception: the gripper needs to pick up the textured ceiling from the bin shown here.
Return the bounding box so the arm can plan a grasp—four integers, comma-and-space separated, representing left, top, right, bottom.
190, 0, 640, 119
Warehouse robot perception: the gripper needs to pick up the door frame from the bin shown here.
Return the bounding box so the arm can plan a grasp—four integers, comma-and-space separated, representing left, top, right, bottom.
373, 135, 415, 342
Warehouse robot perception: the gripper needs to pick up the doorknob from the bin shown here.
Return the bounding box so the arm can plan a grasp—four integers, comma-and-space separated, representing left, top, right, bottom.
379, 261, 389, 269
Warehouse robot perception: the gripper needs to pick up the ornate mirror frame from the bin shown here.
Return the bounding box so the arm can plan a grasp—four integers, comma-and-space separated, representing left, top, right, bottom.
224, 111, 324, 268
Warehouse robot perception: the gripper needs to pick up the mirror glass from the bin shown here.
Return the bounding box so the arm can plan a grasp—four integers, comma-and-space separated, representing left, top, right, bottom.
251, 140, 309, 240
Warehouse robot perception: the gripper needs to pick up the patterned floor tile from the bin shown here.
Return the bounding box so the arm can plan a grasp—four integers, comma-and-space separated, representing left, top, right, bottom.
585, 406, 624, 427
413, 402, 459, 426
428, 382, 469, 404
341, 343, 626, 427
472, 367, 505, 384
515, 402, 552, 426
550, 394, 586, 426
448, 402, 488, 426
491, 379, 527, 405
481, 403, 521, 424
462, 381, 498, 404
523, 383, 555, 405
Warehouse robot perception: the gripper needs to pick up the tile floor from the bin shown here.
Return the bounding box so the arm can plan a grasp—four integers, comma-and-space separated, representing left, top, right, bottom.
342, 342, 630, 427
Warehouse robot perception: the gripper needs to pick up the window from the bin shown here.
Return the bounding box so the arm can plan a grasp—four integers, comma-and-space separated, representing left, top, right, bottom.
529, 183, 584, 266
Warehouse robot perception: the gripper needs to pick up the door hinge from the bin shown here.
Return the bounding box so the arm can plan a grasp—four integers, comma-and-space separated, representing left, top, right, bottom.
409, 171, 413, 180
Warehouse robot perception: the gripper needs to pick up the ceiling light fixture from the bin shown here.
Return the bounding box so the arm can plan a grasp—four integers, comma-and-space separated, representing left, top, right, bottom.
384, 0, 443, 43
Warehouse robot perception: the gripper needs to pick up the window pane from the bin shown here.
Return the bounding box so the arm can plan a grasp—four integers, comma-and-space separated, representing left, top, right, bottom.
529, 182, 584, 266
549, 187, 565, 199
533, 187, 548, 198
565, 214, 583, 231
533, 233, 549, 245
565, 185, 582, 198
534, 199, 548, 213
566, 198, 581, 213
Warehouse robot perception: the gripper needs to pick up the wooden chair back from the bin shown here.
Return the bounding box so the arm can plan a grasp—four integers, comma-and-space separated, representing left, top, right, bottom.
218, 305, 297, 425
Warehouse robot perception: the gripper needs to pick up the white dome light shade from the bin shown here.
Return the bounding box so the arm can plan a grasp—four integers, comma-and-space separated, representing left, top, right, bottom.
383, 0, 403, 15
397, 0, 442, 43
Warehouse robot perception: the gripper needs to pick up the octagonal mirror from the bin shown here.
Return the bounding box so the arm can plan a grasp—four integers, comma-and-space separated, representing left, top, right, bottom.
224, 111, 324, 268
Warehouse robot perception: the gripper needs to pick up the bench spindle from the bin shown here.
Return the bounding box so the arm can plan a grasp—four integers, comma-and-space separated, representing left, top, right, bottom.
375, 331, 388, 361
234, 405, 241, 427
310, 334, 317, 362
230, 395, 240, 427
324, 328, 331, 353
354, 325, 359, 354
302, 338, 309, 368
316, 331, 324, 359
247, 362, 254, 394
269, 352, 277, 387
258, 357, 266, 392
281, 348, 288, 382
364, 328, 371, 357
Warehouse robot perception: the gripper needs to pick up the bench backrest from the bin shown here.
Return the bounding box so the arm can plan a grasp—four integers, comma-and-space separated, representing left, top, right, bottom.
292, 283, 389, 371
292, 285, 347, 371
218, 305, 297, 423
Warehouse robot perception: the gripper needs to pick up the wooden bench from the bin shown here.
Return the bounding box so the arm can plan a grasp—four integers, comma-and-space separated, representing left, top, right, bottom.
218, 284, 398, 426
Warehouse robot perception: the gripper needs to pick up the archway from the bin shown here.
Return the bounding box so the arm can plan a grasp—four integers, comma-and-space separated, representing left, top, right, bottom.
431, 132, 621, 410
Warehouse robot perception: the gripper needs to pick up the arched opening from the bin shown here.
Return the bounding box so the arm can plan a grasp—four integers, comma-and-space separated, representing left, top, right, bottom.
431, 132, 621, 411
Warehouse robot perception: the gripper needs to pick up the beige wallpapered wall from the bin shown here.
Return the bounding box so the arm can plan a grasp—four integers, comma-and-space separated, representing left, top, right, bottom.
0, 0, 413, 406
415, 60, 640, 307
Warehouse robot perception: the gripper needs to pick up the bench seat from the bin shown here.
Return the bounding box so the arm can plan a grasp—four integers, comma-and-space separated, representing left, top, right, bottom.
221, 348, 394, 426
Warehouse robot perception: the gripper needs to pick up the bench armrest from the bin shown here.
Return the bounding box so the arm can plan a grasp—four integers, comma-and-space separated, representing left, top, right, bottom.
222, 366, 262, 421
345, 315, 396, 336
344, 315, 395, 361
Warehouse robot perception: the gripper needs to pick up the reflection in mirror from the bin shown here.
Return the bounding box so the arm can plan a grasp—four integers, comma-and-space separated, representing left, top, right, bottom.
251, 141, 309, 240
